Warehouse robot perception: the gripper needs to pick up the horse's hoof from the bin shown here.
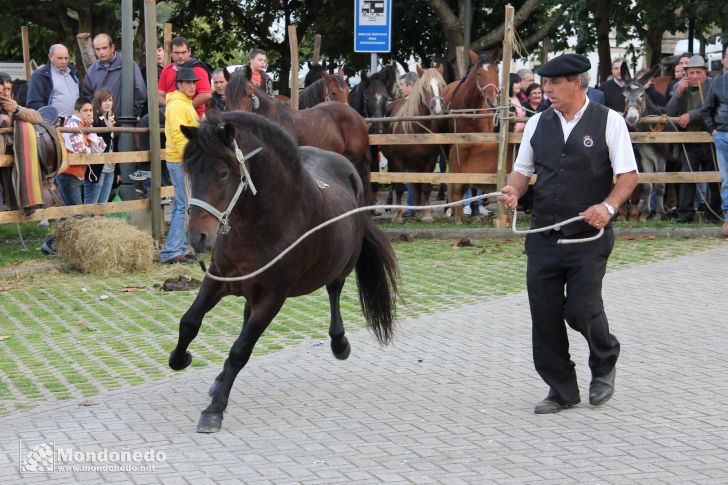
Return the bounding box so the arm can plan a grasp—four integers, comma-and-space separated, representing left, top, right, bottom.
421, 216, 434, 224
169, 350, 192, 371
654, 213, 663, 221
208, 379, 222, 397
332, 337, 351, 360
196, 412, 222, 433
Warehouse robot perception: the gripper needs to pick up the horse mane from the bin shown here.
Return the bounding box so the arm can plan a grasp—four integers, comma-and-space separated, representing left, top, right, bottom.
371, 64, 397, 94
185, 110, 300, 176
434, 57, 456, 84
304, 64, 326, 86
300, 78, 325, 107
12, 79, 28, 106
393, 68, 446, 134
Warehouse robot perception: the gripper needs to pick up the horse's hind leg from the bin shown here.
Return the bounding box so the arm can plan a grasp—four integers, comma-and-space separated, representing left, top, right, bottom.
169, 279, 225, 371
198, 298, 284, 433
327, 279, 351, 360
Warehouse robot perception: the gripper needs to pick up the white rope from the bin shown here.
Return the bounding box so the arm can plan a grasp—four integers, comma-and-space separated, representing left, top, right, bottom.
201, 192, 604, 282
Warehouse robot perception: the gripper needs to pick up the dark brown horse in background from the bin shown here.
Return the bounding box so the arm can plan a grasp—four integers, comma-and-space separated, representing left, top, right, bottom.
299, 71, 350, 109
169, 112, 398, 433
226, 72, 372, 200
381, 66, 447, 223
444, 50, 504, 224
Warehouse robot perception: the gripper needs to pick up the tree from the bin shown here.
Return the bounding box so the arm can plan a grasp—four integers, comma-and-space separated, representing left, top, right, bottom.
0, 0, 124, 72
424, 0, 579, 60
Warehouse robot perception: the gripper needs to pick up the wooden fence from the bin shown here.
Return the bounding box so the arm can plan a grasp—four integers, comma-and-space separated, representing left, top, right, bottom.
0, 125, 719, 225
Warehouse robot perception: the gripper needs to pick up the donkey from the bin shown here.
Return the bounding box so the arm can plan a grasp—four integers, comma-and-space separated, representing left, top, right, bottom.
622, 64, 672, 221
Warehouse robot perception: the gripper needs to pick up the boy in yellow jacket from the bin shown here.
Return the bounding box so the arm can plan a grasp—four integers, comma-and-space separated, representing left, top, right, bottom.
161, 67, 200, 264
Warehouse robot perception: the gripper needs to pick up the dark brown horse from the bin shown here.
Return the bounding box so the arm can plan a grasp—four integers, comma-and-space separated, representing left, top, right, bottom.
168, 111, 399, 433
444, 50, 505, 224
299, 71, 349, 109
226, 72, 372, 199
381, 66, 447, 223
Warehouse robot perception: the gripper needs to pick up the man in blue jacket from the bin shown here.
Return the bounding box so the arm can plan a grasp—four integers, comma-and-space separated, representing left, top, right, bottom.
701, 45, 728, 237
81, 33, 146, 118
26, 44, 80, 118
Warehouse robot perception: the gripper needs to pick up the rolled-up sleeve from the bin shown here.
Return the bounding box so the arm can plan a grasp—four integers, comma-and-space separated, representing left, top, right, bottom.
513, 113, 540, 178
605, 110, 638, 174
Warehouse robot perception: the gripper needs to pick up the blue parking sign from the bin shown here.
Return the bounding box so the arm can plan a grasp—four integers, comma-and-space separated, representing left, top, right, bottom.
354, 0, 392, 53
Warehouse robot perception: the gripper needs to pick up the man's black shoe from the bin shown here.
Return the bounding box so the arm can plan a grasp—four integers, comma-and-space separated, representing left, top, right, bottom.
589, 368, 616, 406
534, 396, 580, 414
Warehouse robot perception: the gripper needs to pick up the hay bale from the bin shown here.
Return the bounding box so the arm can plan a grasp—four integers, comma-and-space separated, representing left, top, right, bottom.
55, 217, 155, 275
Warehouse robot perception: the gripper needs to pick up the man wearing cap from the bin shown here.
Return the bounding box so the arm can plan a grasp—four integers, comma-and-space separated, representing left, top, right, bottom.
666, 55, 720, 224
160, 68, 199, 264
498, 54, 638, 414
701, 45, 728, 237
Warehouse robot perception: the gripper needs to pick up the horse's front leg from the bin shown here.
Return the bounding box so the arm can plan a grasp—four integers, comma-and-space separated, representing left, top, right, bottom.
391, 182, 406, 224
197, 297, 285, 433
327, 279, 351, 360
418, 182, 434, 223
169, 278, 225, 370
447, 183, 465, 224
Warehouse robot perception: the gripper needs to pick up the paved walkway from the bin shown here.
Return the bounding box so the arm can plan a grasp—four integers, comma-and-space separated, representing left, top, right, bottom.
2, 242, 728, 484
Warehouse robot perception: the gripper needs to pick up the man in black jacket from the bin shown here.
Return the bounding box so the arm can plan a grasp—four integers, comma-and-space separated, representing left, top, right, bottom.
499, 54, 638, 414
26, 44, 80, 119
598, 58, 626, 112
701, 45, 728, 236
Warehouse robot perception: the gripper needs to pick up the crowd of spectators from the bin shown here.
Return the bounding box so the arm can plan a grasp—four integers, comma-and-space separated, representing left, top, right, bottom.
1, 33, 273, 260
2, 36, 728, 255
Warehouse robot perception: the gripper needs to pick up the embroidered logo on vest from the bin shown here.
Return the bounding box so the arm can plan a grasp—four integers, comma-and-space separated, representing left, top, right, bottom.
583, 135, 594, 148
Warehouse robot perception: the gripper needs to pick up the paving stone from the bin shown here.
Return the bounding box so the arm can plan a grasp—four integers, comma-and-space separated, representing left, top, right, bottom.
1, 245, 728, 483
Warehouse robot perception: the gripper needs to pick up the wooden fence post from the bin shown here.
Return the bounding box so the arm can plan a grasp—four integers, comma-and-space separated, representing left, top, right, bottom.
455, 46, 466, 78
21, 26, 31, 80
163, 23, 173, 67
312, 34, 322, 64
494, 4, 514, 228
145, 0, 163, 243
288, 24, 299, 110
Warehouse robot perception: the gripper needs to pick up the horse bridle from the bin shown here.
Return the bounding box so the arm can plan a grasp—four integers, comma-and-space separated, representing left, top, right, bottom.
187, 139, 263, 235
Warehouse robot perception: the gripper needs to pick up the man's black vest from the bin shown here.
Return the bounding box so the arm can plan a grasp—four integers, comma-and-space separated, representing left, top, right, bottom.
530, 102, 614, 236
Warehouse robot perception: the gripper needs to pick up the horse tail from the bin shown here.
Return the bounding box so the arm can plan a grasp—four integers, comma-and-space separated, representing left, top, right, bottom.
355, 217, 398, 345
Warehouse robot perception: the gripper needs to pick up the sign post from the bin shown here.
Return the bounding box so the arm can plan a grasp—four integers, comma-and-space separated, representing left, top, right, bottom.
354, 0, 392, 54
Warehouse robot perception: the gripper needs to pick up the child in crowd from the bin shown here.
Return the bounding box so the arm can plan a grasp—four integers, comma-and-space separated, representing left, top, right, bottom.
58, 97, 106, 206
84, 88, 118, 204
41, 97, 105, 255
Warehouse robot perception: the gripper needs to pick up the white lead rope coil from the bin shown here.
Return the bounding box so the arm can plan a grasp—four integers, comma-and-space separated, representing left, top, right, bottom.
200, 192, 605, 282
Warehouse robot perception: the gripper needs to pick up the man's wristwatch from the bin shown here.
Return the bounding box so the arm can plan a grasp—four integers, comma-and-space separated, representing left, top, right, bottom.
601, 201, 616, 216
13, 105, 20, 115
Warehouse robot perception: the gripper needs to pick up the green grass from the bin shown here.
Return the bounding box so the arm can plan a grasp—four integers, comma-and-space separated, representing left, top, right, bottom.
0, 231, 724, 416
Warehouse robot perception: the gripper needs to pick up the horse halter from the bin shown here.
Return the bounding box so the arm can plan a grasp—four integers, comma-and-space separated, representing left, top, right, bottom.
187, 140, 262, 235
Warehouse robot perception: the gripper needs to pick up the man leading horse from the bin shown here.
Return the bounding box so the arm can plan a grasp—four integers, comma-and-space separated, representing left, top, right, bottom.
498, 54, 638, 414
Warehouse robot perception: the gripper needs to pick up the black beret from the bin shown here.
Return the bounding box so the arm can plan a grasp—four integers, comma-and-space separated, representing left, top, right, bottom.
537, 54, 591, 77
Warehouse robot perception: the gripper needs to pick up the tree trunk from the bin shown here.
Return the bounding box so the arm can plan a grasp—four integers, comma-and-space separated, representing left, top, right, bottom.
594, 0, 613, 85
644, 28, 663, 70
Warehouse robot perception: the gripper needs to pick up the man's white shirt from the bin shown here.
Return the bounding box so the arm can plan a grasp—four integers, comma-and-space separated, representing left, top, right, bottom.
513, 97, 638, 178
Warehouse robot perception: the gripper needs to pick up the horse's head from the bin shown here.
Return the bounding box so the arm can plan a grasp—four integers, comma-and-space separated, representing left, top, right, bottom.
373, 64, 400, 100
415, 65, 447, 115
304, 62, 326, 87
358, 70, 389, 134
225, 72, 259, 112
321, 71, 349, 103
622, 64, 660, 127
182, 113, 273, 253
470, 49, 500, 109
